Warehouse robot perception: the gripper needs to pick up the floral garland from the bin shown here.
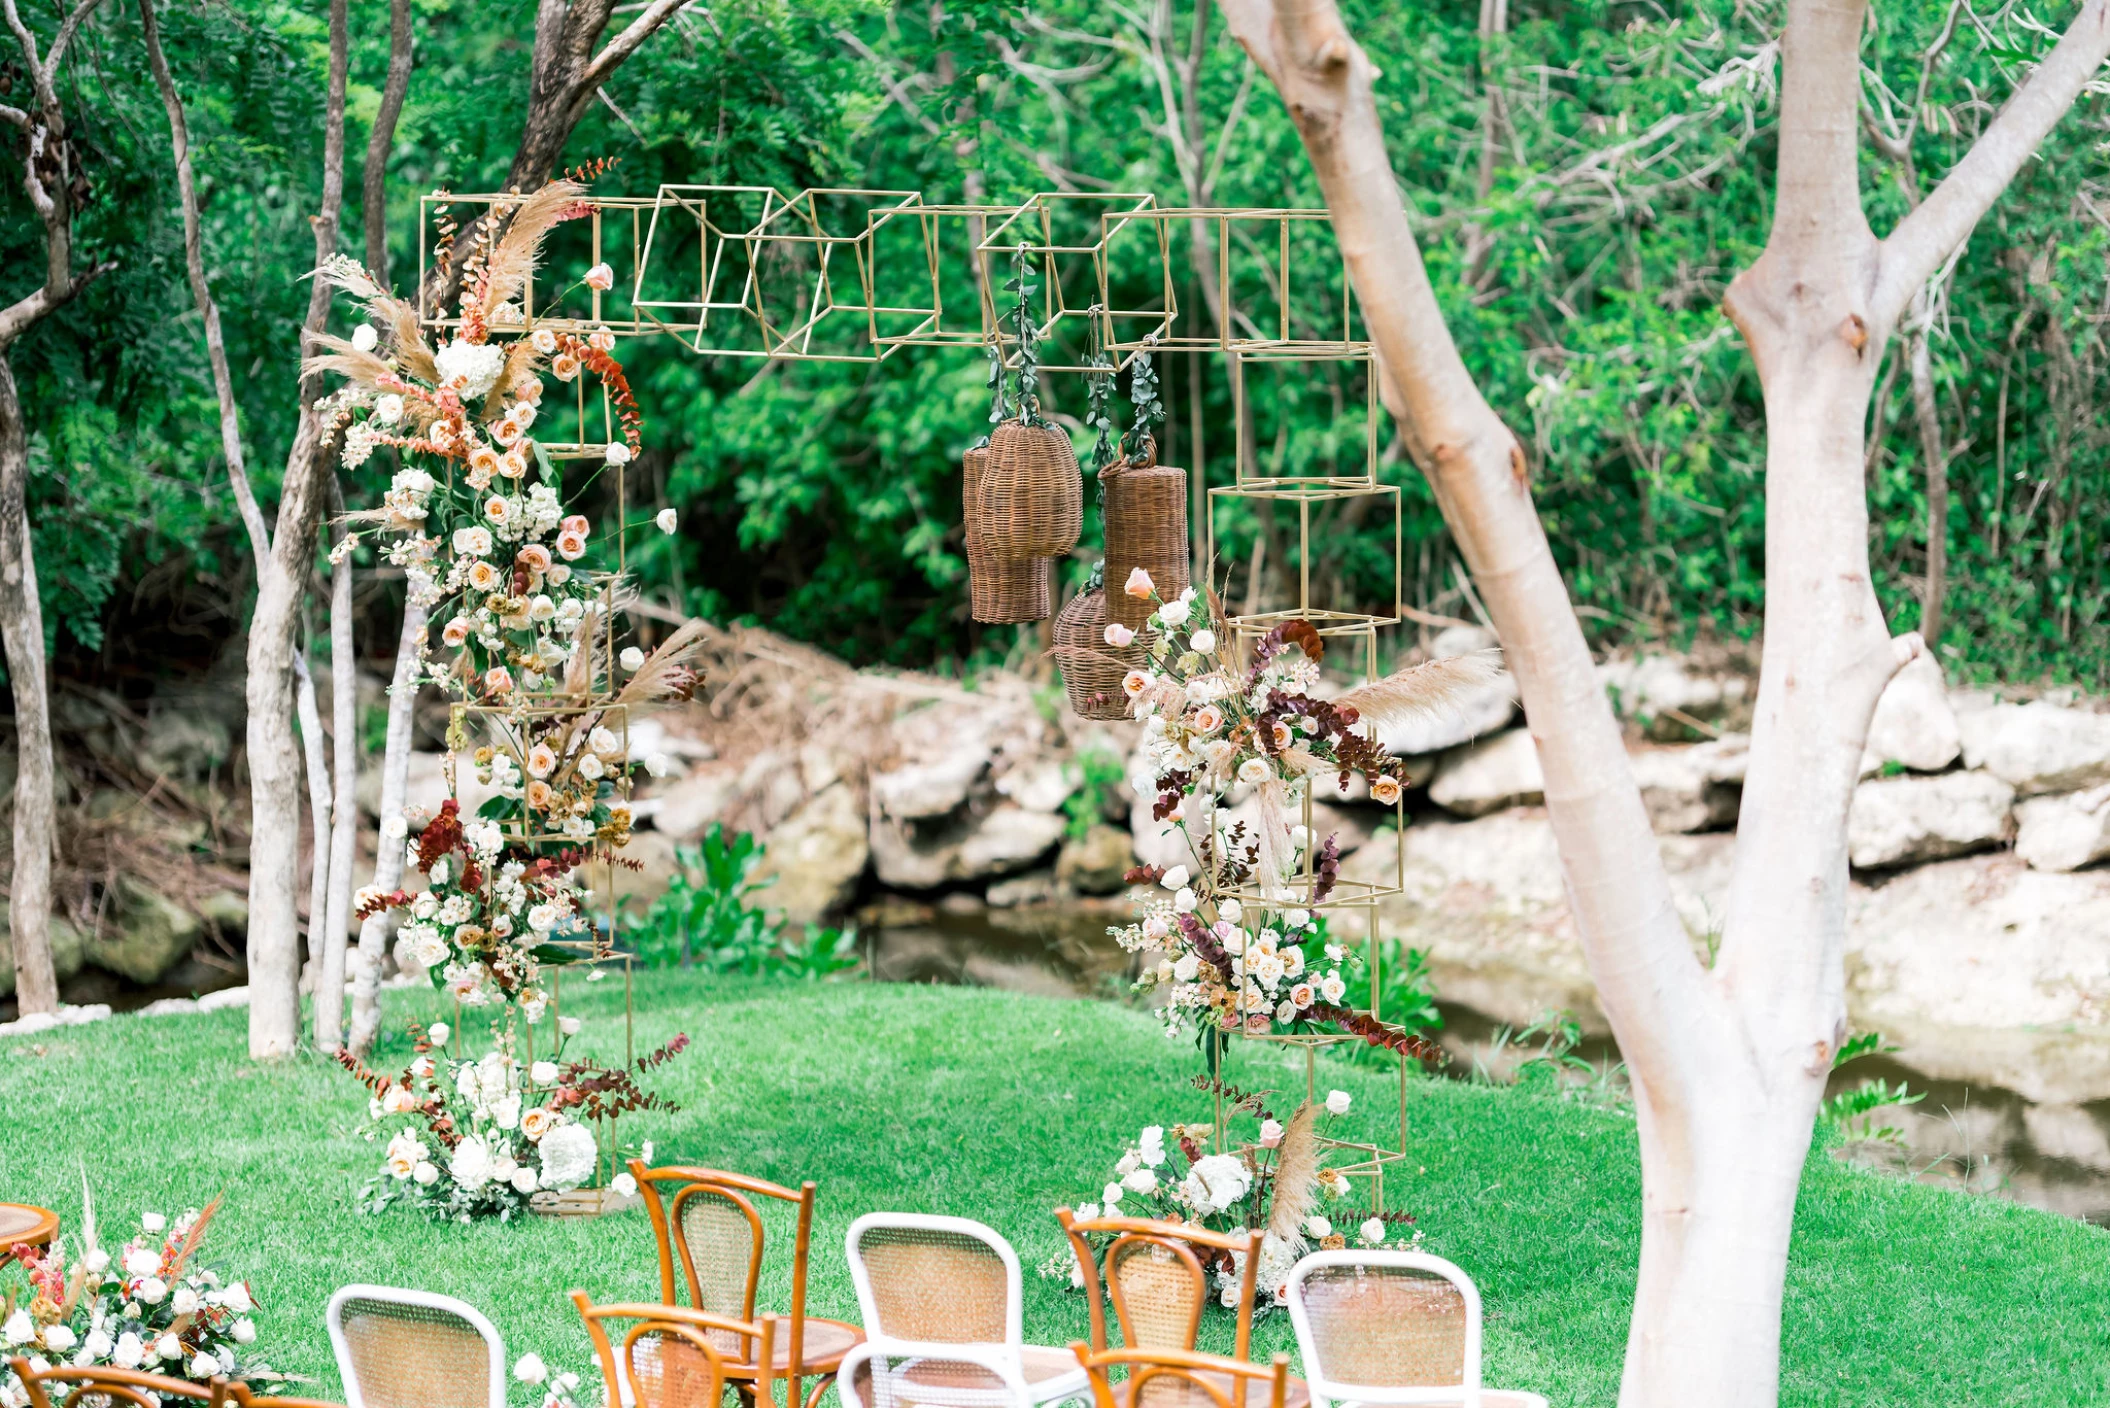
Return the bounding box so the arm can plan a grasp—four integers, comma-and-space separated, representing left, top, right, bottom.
1098, 570, 1493, 1051
2, 1203, 268, 1407
340, 1019, 689, 1223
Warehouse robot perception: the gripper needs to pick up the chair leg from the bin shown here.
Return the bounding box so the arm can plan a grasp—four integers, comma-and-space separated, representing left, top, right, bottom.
801, 1375, 836, 1408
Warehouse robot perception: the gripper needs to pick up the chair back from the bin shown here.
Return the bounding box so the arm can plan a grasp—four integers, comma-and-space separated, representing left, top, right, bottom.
1054, 1212, 1260, 1363
1070, 1346, 1289, 1408
6, 1359, 239, 1408
629, 1163, 817, 1371
836, 1341, 1033, 1408
326, 1284, 505, 1408
843, 1214, 1017, 1346
569, 1294, 772, 1408
1284, 1252, 1482, 1408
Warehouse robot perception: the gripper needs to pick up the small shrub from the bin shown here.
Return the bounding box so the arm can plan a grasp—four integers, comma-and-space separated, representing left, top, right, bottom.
632, 824, 860, 980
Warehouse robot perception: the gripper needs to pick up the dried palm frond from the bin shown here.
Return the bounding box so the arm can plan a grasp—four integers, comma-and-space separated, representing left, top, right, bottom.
377, 295, 440, 384
614, 619, 709, 709
163, 1192, 223, 1279
1265, 1102, 1322, 1255
300, 331, 395, 391
1275, 746, 1333, 777
501, 338, 544, 394
1334, 649, 1508, 729
313, 252, 385, 301
562, 605, 603, 698
477, 179, 587, 319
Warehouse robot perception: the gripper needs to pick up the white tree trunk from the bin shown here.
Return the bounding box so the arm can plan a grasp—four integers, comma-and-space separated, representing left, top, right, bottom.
247, 0, 348, 1058
1216, 0, 2110, 1399
316, 547, 358, 1050
347, 594, 425, 1057
294, 651, 331, 996
0, 358, 56, 1016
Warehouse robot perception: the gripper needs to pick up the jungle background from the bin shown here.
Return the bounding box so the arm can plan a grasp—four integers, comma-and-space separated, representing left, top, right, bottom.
5, 0, 2105, 698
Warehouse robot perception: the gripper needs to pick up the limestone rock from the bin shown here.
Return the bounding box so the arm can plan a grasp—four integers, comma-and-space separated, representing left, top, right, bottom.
361, 751, 499, 824
140, 709, 232, 783
85, 881, 202, 984
1599, 653, 1751, 738
1848, 771, 2014, 869
1860, 653, 1961, 776
198, 890, 248, 935
196, 986, 250, 1014
872, 801, 1065, 889
139, 997, 201, 1017
736, 749, 809, 831
0, 1003, 112, 1036
995, 759, 1077, 814
1056, 824, 1135, 895
1959, 702, 2110, 796
649, 769, 742, 841
1375, 626, 1517, 755
2014, 784, 2110, 873
1847, 855, 2110, 1104
1631, 740, 1743, 834
1427, 729, 1543, 818
987, 869, 1059, 908
752, 783, 869, 924
0, 906, 87, 998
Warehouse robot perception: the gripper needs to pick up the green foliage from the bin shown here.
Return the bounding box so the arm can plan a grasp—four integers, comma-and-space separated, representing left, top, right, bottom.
1822, 1031, 1925, 1145
632, 824, 859, 981
1062, 737, 1127, 843
1336, 940, 1443, 1068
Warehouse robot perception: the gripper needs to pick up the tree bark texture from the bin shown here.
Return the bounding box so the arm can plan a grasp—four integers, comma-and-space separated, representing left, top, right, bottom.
316, 536, 359, 1050
1, 0, 115, 1014
347, 595, 425, 1057
295, 649, 332, 998
0, 360, 56, 1015
1909, 325, 1947, 644
364, 0, 414, 283
248, 0, 348, 1058
1217, 0, 2110, 1400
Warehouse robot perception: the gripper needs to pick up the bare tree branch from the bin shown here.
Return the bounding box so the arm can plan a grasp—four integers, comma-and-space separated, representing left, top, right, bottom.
577, 0, 691, 104
364, 0, 414, 281
1877, 0, 2110, 321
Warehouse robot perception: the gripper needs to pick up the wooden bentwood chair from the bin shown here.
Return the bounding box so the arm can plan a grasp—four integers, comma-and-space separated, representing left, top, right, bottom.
630, 1162, 863, 1408
835, 1341, 1036, 1408
1283, 1253, 1547, 1408
843, 1214, 1089, 1408
6, 1359, 343, 1408
325, 1285, 506, 1408
1053, 1212, 1306, 1408
570, 1293, 773, 1408
1070, 1348, 1290, 1408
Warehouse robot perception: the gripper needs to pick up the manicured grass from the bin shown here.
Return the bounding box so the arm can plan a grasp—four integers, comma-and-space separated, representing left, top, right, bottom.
5, 973, 2108, 1407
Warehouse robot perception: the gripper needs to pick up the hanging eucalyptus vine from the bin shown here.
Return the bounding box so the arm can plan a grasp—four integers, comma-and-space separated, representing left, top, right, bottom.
1122, 344, 1164, 462
1002, 242, 1045, 426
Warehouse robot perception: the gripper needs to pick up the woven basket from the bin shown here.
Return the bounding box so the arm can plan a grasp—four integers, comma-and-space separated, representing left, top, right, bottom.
965, 445, 1051, 623
1101, 439, 1189, 629
1054, 587, 1143, 720
978, 419, 1082, 560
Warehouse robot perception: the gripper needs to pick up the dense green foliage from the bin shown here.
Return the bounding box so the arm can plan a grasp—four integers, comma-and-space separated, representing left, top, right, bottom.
10, 0, 2110, 685
630, 825, 859, 977
6, 976, 2110, 1406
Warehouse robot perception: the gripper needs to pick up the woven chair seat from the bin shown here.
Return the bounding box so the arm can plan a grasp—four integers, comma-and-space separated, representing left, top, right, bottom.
1334, 1395, 1545, 1408
1111, 1369, 1309, 1408
623, 1317, 861, 1399
847, 1344, 1087, 1408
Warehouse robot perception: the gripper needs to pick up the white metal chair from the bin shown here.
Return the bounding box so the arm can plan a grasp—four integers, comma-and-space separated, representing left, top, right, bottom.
1283, 1253, 1547, 1408
838, 1340, 1036, 1408
326, 1284, 507, 1408
845, 1214, 1090, 1408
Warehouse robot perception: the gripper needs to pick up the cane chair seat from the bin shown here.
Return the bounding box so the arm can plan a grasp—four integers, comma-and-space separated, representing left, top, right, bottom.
845, 1215, 1088, 1407
1072, 1348, 1290, 1408
0, 1204, 59, 1269
1285, 1253, 1546, 1408
1109, 1370, 1312, 1408
326, 1285, 505, 1408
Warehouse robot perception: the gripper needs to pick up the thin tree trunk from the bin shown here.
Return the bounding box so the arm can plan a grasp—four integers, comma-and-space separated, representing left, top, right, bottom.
364, 0, 413, 284
1909, 326, 1947, 644
347, 592, 425, 1056
0, 358, 55, 1015
295, 649, 332, 994
248, 0, 348, 1058
316, 520, 359, 1050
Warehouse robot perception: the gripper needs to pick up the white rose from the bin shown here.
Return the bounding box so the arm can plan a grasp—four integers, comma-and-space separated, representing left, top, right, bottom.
515, 1354, 549, 1386
413, 1162, 439, 1185
605, 442, 633, 466
1178, 1154, 1252, 1216
350, 322, 378, 352
1122, 1168, 1158, 1194
426, 1021, 451, 1045
112, 1333, 145, 1368
1174, 888, 1197, 914
511, 1167, 540, 1195
656, 508, 677, 534
123, 1248, 158, 1278
221, 1283, 253, 1315
40, 1325, 75, 1354
531, 1061, 559, 1084
82, 1329, 113, 1360
1102, 1182, 1125, 1207
82, 1249, 110, 1274
154, 1333, 182, 1362
191, 1352, 222, 1379
1304, 1215, 1332, 1239
375, 393, 404, 424
559, 1016, 581, 1036
1156, 597, 1191, 627
136, 1278, 167, 1306
171, 1287, 200, 1316
1189, 629, 1216, 653
1359, 1218, 1387, 1246
1158, 865, 1189, 890
1219, 898, 1243, 924
1326, 1089, 1352, 1115
142, 1214, 168, 1236
619, 646, 645, 671
1237, 757, 1272, 784
610, 1172, 638, 1198
233, 1320, 256, 1346
645, 752, 672, 778
1173, 953, 1201, 982
1285, 908, 1312, 929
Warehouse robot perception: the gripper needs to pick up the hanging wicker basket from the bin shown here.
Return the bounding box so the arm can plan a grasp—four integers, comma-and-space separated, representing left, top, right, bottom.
1054, 587, 1144, 720
979, 418, 1082, 560
965, 444, 1051, 623
1101, 437, 1189, 629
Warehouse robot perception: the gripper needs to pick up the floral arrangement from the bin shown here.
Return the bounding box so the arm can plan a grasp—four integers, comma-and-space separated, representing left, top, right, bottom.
1050, 1082, 1419, 1312
309, 174, 704, 1010
2, 1200, 266, 1406
339, 1018, 689, 1223
1097, 571, 1496, 1046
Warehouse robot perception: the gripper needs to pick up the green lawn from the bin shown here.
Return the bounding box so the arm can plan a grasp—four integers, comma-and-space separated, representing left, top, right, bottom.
4, 973, 2107, 1407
